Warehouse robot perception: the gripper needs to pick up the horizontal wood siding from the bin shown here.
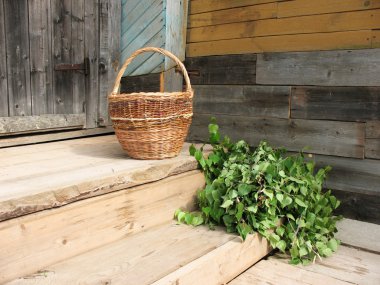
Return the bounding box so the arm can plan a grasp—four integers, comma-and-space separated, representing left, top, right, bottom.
193, 85, 289, 118
185, 55, 256, 85
366, 121, 380, 159
256, 49, 380, 86
189, 114, 365, 158
291, 86, 380, 121
187, 0, 380, 56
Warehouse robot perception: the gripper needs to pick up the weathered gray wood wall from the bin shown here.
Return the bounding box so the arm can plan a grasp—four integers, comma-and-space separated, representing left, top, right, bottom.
185, 49, 380, 224
0, 0, 120, 134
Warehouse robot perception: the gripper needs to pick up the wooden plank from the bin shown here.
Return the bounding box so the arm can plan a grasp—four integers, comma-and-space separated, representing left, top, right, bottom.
336, 219, 380, 253
120, 7, 164, 76
185, 54, 257, 85
28, 0, 53, 115
0, 2, 8, 117
165, 0, 188, 69
333, 189, 380, 225
4, 0, 32, 116
190, 0, 284, 14
84, 0, 99, 128
278, 0, 380, 18
162, 68, 184, 93
52, 0, 73, 114
120, 73, 161, 93
230, 259, 350, 285
291, 86, 380, 121
0, 127, 114, 148
366, 121, 380, 159
0, 114, 85, 135
193, 85, 290, 118
373, 29, 380, 47
71, 0, 85, 114
188, 9, 380, 43
0, 137, 200, 221
272, 246, 380, 285
121, 28, 165, 76
153, 231, 271, 285
0, 171, 205, 283
256, 49, 380, 86
304, 153, 380, 195
120, 0, 163, 54
186, 30, 372, 57
98, 0, 121, 127
189, 114, 365, 158
7, 224, 236, 285
188, 2, 277, 28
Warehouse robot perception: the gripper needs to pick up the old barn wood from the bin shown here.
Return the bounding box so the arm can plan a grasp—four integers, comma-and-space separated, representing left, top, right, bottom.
0, 0, 380, 284
0, 0, 120, 138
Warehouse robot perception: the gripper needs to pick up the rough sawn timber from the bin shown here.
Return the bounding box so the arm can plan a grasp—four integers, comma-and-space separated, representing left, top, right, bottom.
0, 171, 205, 283
0, 135, 201, 221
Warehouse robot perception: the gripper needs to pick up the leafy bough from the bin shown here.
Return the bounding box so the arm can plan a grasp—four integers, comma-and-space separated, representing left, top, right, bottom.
175, 119, 342, 265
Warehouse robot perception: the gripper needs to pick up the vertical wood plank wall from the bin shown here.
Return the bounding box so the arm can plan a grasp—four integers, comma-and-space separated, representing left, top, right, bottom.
0, 0, 120, 131
186, 0, 380, 223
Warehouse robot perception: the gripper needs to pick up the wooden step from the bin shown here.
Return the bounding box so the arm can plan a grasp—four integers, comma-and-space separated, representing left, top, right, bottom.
6, 223, 271, 285
0, 170, 205, 283
0, 135, 200, 221
230, 219, 380, 285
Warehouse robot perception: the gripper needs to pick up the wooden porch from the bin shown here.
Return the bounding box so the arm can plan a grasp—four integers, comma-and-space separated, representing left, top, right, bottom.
0, 135, 379, 284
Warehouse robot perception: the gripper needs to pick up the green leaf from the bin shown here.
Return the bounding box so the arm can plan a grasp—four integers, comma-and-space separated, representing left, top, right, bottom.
327, 238, 339, 252
279, 170, 286, 178
286, 213, 295, 221
221, 200, 233, 208
276, 240, 287, 252
177, 211, 186, 223
281, 196, 293, 208
276, 226, 285, 237
236, 202, 244, 220
185, 213, 193, 224
189, 144, 196, 156
295, 197, 307, 208
276, 193, 284, 203
238, 184, 252, 196
299, 246, 308, 257
191, 216, 204, 226
263, 189, 274, 200
323, 247, 333, 257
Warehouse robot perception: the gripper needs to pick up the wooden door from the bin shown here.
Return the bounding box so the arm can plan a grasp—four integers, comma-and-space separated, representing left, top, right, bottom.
0, 0, 120, 135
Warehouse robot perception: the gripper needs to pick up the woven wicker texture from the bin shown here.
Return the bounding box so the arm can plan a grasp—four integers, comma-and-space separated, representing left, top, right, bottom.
108, 47, 193, 159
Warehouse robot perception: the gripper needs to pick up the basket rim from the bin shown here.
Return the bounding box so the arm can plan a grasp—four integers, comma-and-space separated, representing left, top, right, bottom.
108, 91, 193, 101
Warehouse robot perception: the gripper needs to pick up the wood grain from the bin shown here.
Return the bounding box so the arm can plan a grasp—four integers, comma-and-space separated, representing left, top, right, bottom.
0, 127, 114, 148
28, 0, 53, 115
307, 154, 380, 196
0, 171, 205, 283
188, 9, 380, 43
187, 30, 372, 57
0, 114, 85, 135
4, 0, 32, 116
193, 85, 290, 118
365, 121, 380, 159
272, 246, 380, 284
189, 114, 365, 158
84, 0, 99, 128
71, 0, 85, 114
336, 218, 380, 253
185, 54, 257, 85
7, 223, 235, 285
0, 3, 8, 117
52, 0, 73, 114
190, 0, 284, 14
291, 86, 380, 121
278, 0, 380, 18
188, 2, 277, 28
256, 49, 380, 86
0, 136, 200, 221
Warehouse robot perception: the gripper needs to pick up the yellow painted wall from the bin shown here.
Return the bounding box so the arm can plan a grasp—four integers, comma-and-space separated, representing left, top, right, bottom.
187, 0, 380, 57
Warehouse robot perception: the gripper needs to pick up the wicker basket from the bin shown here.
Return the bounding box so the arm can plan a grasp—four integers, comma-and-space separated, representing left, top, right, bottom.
108, 47, 193, 160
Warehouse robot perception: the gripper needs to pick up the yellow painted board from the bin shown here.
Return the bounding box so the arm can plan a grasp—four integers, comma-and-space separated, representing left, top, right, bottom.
188, 9, 380, 43
278, 0, 380, 18
188, 2, 277, 28
190, 0, 284, 15
186, 30, 372, 57
372, 29, 380, 47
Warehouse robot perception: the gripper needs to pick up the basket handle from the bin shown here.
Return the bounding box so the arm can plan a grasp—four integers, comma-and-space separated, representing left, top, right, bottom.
111, 47, 192, 95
